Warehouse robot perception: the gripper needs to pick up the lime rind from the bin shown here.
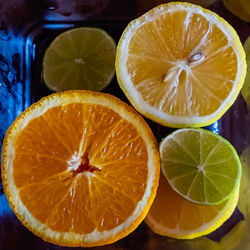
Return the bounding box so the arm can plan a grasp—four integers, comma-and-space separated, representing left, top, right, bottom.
160, 128, 242, 205
43, 27, 116, 92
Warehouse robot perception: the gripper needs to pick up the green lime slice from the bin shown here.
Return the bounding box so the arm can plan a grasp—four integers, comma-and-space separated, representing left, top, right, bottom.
241, 36, 250, 108
42, 27, 116, 92
160, 128, 242, 205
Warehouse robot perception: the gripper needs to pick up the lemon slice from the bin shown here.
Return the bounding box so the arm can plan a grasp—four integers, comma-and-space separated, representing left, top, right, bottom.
145, 173, 239, 239
116, 2, 246, 128
160, 128, 242, 205
43, 27, 116, 92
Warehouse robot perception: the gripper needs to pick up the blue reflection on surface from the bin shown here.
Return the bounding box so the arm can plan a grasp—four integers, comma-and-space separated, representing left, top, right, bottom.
204, 120, 220, 135
0, 31, 24, 161
0, 192, 12, 217
0, 30, 25, 229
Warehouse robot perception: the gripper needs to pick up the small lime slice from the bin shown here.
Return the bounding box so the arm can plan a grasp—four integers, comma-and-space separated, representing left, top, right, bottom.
42, 27, 116, 92
241, 36, 250, 108
160, 128, 242, 205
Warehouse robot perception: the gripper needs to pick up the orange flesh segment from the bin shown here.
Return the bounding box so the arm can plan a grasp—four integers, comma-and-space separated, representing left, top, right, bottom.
148, 174, 227, 231
127, 10, 237, 116
13, 103, 148, 234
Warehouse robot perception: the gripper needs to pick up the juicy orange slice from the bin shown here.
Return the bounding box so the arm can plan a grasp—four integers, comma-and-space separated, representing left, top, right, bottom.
116, 2, 246, 127
1, 91, 160, 247
145, 173, 239, 239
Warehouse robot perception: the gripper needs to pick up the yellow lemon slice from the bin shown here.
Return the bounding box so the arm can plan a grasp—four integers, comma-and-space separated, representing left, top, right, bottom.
116, 2, 246, 127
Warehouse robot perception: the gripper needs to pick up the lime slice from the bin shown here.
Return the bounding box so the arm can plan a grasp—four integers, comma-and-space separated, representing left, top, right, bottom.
160, 128, 242, 205
42, 27, 116, 92
241, 36, 250, 108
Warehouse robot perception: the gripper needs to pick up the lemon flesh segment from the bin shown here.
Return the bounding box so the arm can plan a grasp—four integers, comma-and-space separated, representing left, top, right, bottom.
160, 128, 242, 205
241, 36, 250, 108
116, 2, 246, 127
43, 27, 116, 92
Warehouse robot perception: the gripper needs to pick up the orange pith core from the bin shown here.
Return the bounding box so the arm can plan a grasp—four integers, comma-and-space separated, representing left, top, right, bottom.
72, 153, 101, 176
13, 103, 148, 234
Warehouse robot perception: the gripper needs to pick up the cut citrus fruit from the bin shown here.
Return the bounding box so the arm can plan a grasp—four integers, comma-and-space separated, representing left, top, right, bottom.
1, 90, 160, 247
43, 27, 116, 92
116, 2, 246, 128
223, 0, 250, 22
145, 173, 239, 239
160, 128, 242, 205
241, 36, 250, 108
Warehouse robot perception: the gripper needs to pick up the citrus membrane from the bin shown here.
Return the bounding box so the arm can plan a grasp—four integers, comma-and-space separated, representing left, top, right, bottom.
160, 128, 242, 205
43, 27, 116, 92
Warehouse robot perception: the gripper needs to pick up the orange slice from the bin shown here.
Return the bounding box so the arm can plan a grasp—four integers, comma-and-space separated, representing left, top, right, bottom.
116, 2, 246, 127
1, 91, 160, 247
145, 173, 239, 239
